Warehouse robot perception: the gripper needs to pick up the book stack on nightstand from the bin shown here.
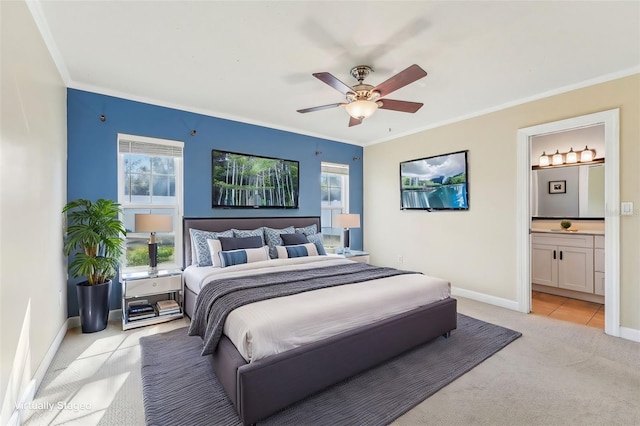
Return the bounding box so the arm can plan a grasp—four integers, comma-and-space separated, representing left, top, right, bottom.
127, 300, 156, 321
156, 299, 180, 316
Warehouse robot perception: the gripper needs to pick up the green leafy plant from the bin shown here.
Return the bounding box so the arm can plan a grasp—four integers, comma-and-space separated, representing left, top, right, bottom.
63, 199, 126, 285
560, 220, 572, 230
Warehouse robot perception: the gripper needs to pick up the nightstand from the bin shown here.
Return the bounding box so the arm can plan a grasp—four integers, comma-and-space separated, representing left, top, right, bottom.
337, 249, 370, 264
121, 269, 183, 330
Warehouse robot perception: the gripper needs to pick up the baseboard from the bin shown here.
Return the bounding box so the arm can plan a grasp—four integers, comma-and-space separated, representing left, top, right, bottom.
619, 326, 640, 343
7, 318, 69, 426
67, 309, 122, 330
451, 287, 520, 311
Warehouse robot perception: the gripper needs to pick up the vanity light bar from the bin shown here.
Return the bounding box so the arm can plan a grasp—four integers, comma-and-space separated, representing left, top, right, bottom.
539, 146, 596, 167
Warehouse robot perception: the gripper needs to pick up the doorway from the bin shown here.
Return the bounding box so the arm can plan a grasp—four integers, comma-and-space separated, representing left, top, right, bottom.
516, 109, 620, 337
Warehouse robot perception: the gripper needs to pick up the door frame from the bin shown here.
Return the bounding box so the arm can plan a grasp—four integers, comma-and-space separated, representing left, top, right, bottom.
516, 109, 620, 337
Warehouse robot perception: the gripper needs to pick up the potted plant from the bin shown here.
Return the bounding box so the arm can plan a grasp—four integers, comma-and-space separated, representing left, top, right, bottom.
63, 199, 126, 333
560, 220, 572, 231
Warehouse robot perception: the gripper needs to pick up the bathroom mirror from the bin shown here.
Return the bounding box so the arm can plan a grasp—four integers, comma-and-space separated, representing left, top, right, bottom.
532, 163, 604, 219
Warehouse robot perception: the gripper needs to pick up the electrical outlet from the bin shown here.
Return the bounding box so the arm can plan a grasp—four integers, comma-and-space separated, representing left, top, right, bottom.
397, 255, 403, 264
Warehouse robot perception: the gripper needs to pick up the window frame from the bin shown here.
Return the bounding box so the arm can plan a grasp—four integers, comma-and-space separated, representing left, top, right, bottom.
117, 133, 184, 273
321, 162, 349, 248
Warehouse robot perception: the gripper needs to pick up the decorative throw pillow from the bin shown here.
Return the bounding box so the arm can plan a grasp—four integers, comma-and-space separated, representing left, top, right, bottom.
281, 233, 309, 245
295, 224, 318, 235
206, 239, 224, 267
232, 228, 265, 246
190, 228, 234, 266
218, 236, 263, 251
305, 233, 327, 255
263, 226, 295, 259
276, 242, 319, 259
218, 246, 270, 268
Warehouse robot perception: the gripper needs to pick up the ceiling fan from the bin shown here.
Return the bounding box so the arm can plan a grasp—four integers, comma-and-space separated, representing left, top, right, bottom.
297, 64, 427, 127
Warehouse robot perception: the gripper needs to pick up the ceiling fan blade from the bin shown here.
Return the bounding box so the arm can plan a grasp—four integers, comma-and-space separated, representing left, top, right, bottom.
378, 99, 424, 113
313, 72, 354, 95
371, 64, 427, 97
297, 103, 343, 113
348, 116, 362, 127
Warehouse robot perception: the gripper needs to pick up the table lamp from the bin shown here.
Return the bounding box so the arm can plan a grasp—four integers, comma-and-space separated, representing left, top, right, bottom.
334, 213, 360, 254
135, 214, 173, 275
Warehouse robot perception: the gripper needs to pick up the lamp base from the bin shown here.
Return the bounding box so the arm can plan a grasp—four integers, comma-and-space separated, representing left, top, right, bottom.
148, 242, 158, 276
341, 228, 351, 254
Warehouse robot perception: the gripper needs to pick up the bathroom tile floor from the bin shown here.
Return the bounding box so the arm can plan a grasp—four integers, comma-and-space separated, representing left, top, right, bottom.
531, 291, 604, 329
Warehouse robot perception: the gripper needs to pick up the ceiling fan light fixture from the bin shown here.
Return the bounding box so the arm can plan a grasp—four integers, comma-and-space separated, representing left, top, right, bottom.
345, 100, 378, 120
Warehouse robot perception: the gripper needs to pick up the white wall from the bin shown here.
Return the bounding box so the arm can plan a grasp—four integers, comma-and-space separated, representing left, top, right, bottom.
364, 74, 639, 330
1, 1, 67, 423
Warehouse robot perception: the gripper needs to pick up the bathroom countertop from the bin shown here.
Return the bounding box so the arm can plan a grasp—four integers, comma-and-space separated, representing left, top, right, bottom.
531, 228, 605, 235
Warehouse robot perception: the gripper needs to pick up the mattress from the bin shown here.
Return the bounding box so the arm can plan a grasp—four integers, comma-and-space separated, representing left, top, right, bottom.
184, 257, 451, 362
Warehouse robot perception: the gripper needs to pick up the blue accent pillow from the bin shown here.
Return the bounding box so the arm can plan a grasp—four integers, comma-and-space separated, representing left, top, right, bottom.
276, 242, 319, 259
306, 233, 327, 255
218, 236, 263, 251
219, 250, 248, 267
218, 246, 270, 268
263, 226, 294, 259
286, 245, 310, 258
190, 228, 234, 266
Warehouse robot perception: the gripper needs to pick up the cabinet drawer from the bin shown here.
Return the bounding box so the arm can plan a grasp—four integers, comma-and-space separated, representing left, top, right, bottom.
126, 274, 181, 297
531, 233, 593, 248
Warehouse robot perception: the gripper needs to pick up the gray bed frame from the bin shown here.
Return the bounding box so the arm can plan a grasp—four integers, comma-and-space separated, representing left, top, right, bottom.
182, 217, 457, 425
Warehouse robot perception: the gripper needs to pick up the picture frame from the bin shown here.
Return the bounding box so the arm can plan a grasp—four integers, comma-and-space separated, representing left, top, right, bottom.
548, 180, 566, 194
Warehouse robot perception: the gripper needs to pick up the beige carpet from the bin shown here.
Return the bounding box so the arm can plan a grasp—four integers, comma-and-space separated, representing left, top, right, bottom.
23, 297, 640, 426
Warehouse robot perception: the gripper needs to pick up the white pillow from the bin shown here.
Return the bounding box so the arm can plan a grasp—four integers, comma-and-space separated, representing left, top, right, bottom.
276, 243, 319, 259
219, 246, 270, 268
206, 238, 224, 267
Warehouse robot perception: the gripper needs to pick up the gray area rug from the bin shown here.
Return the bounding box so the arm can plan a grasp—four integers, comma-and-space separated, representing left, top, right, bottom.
140, 314, 521, 426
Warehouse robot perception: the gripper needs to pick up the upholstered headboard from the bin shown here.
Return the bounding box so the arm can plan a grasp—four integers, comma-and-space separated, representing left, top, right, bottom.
182, 216, 321, 268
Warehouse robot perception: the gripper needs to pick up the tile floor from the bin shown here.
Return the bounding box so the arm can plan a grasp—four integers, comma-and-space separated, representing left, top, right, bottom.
531, 291, 604, 329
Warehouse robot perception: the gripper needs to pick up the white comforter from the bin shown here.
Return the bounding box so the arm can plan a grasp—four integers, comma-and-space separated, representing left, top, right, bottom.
183, 256, 450, 362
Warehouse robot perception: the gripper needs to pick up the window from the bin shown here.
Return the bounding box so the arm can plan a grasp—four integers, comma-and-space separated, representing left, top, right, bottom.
118, 134, 184, 272
321, 162, 349, 249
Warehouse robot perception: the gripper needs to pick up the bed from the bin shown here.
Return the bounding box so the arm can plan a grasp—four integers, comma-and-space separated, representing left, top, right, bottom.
182, 216, 457, 425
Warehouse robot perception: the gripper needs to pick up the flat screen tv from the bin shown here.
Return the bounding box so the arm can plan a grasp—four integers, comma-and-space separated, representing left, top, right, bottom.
212, 149, 299, 208
400, 150, 469, 211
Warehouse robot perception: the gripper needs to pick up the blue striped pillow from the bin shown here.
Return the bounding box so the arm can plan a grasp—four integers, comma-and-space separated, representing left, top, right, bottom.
218, 246, 270, 268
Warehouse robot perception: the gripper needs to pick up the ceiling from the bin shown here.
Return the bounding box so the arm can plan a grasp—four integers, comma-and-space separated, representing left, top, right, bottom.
30, 1, 640, 146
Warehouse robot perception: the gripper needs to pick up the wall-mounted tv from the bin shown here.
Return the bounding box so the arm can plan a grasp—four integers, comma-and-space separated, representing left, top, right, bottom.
400, 150, 469, 211
212, 150, 299, 208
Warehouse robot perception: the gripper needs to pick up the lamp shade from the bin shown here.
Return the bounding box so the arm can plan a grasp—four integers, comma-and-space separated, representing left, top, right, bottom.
334, 213, 360, 229
538, 151, 550, 167
344, 100, 378, 120
135, 214, 173, 233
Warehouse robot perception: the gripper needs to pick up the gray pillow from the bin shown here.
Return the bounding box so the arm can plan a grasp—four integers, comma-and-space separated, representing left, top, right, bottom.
263, 226, 294, 258
218, 236, 263, 251
281, 233, 309, 245
190, 228, 234, 266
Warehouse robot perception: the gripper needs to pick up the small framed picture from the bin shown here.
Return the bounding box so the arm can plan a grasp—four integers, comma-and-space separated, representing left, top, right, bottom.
549, 180, 566, 194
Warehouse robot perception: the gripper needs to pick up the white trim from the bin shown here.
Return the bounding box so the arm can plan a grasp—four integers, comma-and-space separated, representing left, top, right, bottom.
451, 287, 520, 312
67, 309, 122, 330
619, 326, 640, 343
25, 0, 71, 85
516, 109, 621, 338
366, 68, 639, 147
7, 318, 68, 425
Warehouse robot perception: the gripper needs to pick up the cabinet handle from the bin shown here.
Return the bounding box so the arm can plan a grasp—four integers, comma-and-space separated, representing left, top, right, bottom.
560, 251, 563, 260
553, 250, 556, 260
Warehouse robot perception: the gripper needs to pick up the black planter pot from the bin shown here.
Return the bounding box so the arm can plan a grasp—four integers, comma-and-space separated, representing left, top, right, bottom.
76, 280, 112, 333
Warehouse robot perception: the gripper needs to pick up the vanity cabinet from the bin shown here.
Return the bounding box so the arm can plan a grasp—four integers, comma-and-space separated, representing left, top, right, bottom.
531, 233, 594, 294
594, 235, 605, 296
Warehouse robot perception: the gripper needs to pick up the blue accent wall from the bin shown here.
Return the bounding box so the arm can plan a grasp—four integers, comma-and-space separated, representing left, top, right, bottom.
66, 89, 363, 316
